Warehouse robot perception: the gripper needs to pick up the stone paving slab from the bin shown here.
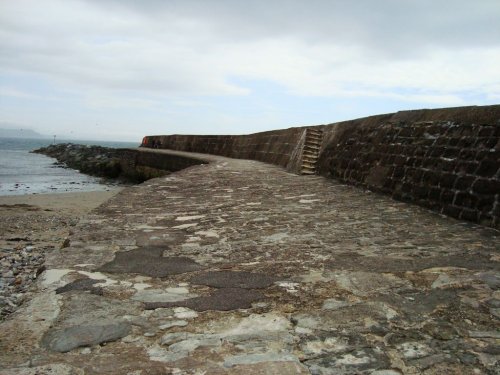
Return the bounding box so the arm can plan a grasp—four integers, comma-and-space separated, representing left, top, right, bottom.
1, 151, 499, 375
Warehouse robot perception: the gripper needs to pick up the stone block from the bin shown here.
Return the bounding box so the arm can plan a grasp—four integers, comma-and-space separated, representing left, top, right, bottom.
453, 175, 475, 190
428, 187, 442, 201
413, 185, 429, 199
447, 138, 461, 147
478, 126, 495, 137
473, 178, 500, 195
392, 166, 405, 179
453, 192, 478, 208
440, 190, 456, 204
476, 159, 499, 178
475, 137, 498, 149
421, 171, 440, 186
439, 173, 457, 189
460, 209, 479, 222
476, 195, 495, 213
457, 137, 475, 148
442, 204, 462, 218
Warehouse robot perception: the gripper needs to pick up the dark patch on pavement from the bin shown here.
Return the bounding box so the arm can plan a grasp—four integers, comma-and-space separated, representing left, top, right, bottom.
55, 278, 104, 295
97, 246, 203, 277
144, 288, 264, 311
326, 252, 499, 272
190, 271, 276, 289
376, 289, 459, 316
41, 323, 131, 352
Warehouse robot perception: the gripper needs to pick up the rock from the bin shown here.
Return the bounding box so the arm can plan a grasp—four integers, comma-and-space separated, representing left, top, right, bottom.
226, 361, 310, 374
322, 298, 350, 310
160, 332, 190, 346
131, 289, 196, 303
304, 348, 390, 374
468, 330, 500, 339
224, 353, 300, 368
0, 363, 85, 375
490, 308, 500, 319
475, 272, 500, 289
41, 323, 131, 352
159, 320, 188, 329
486, 298, 500, 308
396, 341, 433, 359
173, 307, 198, 319
422, 321, 457, 340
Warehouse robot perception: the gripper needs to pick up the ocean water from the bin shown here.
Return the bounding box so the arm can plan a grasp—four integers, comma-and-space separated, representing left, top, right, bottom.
0, 138, 139, 196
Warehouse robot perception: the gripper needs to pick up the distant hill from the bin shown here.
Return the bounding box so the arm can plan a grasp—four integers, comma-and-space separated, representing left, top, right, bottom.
0, 128, 48, 138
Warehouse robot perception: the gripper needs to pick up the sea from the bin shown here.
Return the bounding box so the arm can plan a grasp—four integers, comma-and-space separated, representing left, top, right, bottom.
0, 137, 139, 196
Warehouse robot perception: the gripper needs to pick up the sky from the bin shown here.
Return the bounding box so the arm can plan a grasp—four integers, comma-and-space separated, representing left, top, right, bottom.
1, 0, 499, 142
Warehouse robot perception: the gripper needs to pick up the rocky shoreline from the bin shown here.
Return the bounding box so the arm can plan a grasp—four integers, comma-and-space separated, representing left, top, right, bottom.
0, 203, 77, 320
33, 143, 125, 180
0, 190, 122, 321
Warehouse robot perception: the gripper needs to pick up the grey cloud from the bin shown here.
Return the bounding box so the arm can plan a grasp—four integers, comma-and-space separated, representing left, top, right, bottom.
1, 0, 499, 99
87, 0, 500, 54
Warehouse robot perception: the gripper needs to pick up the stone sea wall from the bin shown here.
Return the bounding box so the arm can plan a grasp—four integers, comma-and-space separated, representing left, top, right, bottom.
316, 106, 500, 229
145, 127, 304, 169
145, 105, 499, 229
34, 144, 206, 183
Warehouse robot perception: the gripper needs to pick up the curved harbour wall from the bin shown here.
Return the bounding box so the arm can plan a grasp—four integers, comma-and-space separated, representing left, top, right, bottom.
145, 105, 499, 229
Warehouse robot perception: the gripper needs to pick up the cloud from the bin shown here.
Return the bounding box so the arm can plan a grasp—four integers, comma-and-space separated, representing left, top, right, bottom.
1, 0, 499, 101
0, 0, 499, 139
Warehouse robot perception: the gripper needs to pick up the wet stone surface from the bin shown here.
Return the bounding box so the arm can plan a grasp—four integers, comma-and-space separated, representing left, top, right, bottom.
145, 287, 265, 311
1, 150, 499, 374
190, 271, 276, 289
97, 247, 203, 277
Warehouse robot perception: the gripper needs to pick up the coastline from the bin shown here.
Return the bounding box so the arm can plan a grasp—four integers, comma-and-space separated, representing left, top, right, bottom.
0, 188, 123, 320
0, 189, 124, 214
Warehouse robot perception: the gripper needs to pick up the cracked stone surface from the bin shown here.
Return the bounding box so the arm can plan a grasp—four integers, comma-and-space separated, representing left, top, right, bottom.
1, 149, 499, 375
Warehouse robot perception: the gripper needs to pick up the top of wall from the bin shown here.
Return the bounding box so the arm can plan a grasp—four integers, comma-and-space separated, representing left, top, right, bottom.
322, 105, 500, 131
147, 105, 500, 139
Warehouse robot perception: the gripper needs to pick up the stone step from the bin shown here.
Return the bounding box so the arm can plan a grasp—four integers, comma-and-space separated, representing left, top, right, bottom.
301, 169, 316, 175
302, 152, 318, 160
301, 164, 316, 170
306, 129, 323, 135
306, 135, 322, 142
304, 144, 320, 150
302, 155, 318, 163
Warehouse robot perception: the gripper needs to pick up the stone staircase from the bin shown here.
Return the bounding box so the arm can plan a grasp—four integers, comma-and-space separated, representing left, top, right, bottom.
300, 128, 323, 175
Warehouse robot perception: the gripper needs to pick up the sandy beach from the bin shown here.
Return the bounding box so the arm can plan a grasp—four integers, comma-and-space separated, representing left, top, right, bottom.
0, 188, 123, 319
0, 189, 123, 215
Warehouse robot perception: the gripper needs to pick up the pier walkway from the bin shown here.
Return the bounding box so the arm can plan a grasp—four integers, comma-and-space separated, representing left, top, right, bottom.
1, 150, 499, 375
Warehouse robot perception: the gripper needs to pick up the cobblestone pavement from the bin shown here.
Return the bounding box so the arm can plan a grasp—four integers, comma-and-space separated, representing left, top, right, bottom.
1, 151, 499, 375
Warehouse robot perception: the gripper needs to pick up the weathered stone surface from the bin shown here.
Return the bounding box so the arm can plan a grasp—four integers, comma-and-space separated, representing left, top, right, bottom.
55, 278, 104, 295
41, 323, 131, 352
190, 271, 276, 289
304, 348, 390, 374
1, 148, 499, 374
227, 361, 310, 374
131, 288, 196, 303
0, 364, 84, 375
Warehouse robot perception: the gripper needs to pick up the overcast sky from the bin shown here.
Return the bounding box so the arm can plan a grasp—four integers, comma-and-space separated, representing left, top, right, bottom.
1, 0, 499, 141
